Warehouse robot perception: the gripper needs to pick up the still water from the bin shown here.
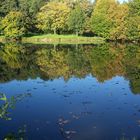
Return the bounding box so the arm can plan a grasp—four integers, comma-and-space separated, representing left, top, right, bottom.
0, 42, 140, 140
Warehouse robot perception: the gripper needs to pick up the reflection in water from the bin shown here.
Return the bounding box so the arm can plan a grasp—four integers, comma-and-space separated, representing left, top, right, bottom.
0, 42, 140, 94
0, 42, 140, 140
3, 125, 26, 140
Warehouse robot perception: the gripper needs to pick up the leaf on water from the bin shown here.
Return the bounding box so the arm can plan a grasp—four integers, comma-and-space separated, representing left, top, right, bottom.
0, 93, 7, 102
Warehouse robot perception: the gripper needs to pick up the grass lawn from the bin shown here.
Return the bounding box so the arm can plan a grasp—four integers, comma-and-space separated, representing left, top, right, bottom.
22, 34, 105, 44
28, 34, 81, 39
0, 34, 105, 44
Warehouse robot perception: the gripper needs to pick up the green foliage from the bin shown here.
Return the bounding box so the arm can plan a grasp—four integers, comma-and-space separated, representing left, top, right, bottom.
91, 0, 116, 39
90, 0, 133, 41
18, 0, 46, 32
0, 0, 139, 41
36, 1, 70, 34
128, 0, 140, 16
126, 0, 140, 41
0, 0, 19, 17
68, 5, 85, 35
19, 0, 45, 16
109, 4, 129, 40
0, 16, 2, 34
126, 16, 140, 41
1, 11, 25, 39
79, 0, 93, 17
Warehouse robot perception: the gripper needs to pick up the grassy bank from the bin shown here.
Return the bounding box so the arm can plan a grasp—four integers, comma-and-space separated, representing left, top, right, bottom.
22, 34, 105, 44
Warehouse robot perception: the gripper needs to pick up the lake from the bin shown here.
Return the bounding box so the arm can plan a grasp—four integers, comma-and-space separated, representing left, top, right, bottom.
0, 42, 140, 140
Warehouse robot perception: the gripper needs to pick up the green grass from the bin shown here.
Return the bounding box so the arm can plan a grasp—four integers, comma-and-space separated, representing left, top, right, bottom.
22, 34, 105, 44
0, 34, 105, 44
28, 34, 80, 39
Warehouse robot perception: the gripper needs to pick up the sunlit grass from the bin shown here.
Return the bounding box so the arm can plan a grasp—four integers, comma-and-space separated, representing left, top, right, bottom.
0, 34, 105, 44
22, 34, 105, 44
29, 34, 80, 38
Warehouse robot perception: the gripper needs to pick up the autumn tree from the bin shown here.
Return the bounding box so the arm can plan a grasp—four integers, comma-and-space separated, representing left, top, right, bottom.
36, 1, 70, 34
0, 0, 139, 40
91, 0, 116, 39
1, 11, 25, 39
109, 3, 129, 40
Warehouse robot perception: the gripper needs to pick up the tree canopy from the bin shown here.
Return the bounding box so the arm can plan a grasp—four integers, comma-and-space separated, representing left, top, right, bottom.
68, 5, 85, 35
1, 11, 25, 39
36, 1, 70, 34
126, 0, 140, 41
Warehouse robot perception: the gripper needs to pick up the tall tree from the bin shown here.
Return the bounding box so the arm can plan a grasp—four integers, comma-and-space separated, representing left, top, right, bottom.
18, 0, 46, 33
68, 5, 85, 35
109, 3, 129, 40
90, 0, 116, 39
79, 0, 93, 34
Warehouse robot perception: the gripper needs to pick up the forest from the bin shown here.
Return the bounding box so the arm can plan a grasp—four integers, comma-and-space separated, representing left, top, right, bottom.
0, 0, 140, 42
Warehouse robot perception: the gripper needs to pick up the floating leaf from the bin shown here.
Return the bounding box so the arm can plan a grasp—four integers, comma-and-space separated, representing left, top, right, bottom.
0, 93, 7, 102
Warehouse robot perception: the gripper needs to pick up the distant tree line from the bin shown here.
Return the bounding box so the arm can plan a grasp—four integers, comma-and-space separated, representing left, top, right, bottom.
0, 0, 140, 41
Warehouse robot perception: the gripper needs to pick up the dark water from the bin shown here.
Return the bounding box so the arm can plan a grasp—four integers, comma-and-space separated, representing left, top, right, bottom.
0, 42, 140, 140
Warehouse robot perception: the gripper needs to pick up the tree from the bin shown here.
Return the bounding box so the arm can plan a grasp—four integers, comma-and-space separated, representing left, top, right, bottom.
79, 0, 93, 17
60, 0, 93, 35
91, 0, 116, 39
68, 5, 85, 35
1, 11, 25, 39
0, 0, 46, 34
36, 1, 70, 34
79, 0, 93, 34
109, 4, 129, 40
126, 0, 140, 41
18, 0, 46, 33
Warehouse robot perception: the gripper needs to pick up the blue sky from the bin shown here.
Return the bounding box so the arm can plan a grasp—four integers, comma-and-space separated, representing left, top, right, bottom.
119, 0, 128, 3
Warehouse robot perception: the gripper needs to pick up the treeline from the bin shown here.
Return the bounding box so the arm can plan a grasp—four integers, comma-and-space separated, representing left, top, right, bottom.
0, 0, 140, 41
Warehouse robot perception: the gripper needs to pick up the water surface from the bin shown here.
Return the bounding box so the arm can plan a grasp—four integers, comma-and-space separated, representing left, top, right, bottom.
0, 43, 140, 140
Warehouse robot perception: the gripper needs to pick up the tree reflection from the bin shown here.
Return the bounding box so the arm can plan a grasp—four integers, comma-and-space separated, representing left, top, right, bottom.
0, 42, 140, 94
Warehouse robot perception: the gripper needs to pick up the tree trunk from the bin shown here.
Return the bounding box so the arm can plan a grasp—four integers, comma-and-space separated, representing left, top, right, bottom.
76, 30, 78, 36
54, 28, 56, 34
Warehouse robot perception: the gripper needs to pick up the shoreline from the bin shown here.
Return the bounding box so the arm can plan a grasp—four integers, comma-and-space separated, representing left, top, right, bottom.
0, 34, 105, 44
1, 34, 139, 45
